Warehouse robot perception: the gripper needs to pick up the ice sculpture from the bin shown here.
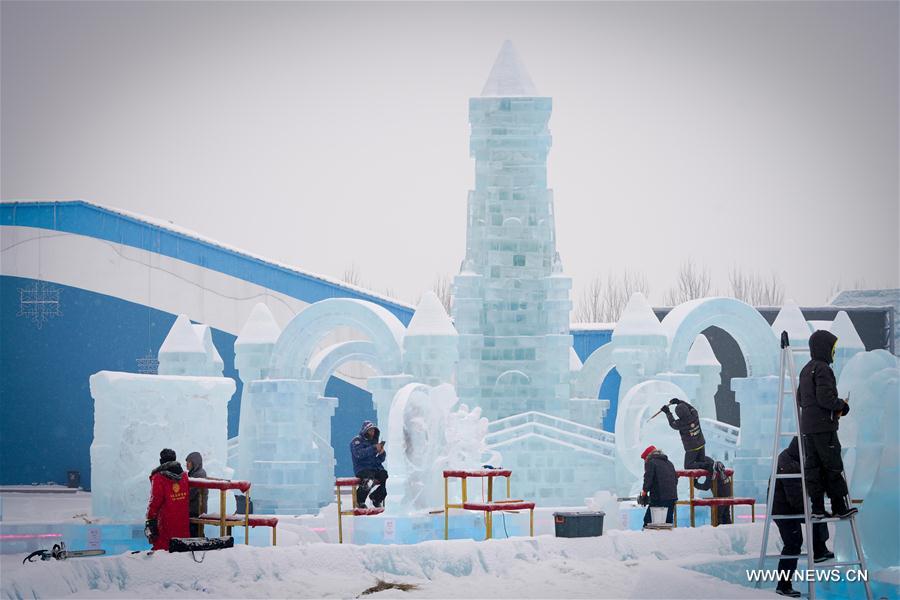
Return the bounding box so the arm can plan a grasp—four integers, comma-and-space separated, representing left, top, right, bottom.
452, 40, 575, 423
829, 310, 865, 377
770, 299, 812, 364
612, 293, 668, 398
402, 292, 458, 386
233, 298, 412, 513
834, 351, 899, 570
385, 383, 498, 512
90, 317, 234, 521
614, 380, 691, 496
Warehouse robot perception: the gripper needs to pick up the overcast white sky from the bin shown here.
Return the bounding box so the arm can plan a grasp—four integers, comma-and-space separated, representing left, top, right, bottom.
3, 1, 898, 307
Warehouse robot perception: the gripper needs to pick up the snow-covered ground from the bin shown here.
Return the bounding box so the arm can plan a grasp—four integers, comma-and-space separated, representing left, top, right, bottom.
3, 524, 776, 599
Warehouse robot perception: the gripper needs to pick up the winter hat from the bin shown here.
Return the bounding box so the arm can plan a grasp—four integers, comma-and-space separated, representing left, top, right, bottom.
641, 445, 657, 460
159, 448, 177, 464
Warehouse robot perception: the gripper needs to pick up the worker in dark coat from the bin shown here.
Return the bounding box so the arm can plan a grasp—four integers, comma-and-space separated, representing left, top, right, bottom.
350, 421, 387, 508
798, 329, 855, 519
662, 398, 725, 490
639, 445, 678, 527
146, 448, 190, 551
185, 451, 208, 537
771, 437, 833, 597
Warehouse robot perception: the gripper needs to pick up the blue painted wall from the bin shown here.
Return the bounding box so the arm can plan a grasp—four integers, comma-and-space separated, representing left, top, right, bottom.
0, 275, 374, 488
1, 201, 415, 325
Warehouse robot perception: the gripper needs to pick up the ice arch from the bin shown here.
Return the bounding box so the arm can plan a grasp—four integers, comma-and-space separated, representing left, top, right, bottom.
308, 340, 386, 397
662, 297, 779, 377
573, 342, 616, 399
268, 298, 405, 378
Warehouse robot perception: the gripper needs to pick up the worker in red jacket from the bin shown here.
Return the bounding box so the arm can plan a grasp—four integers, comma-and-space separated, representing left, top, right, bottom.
145, 448, 190, 551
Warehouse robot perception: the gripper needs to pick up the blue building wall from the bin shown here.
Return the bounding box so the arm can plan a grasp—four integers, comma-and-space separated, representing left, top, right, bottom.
0, 274, 372, 488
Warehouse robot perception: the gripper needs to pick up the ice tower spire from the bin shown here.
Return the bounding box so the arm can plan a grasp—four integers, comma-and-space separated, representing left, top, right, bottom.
481, 40, 539, 97
452, 42, 583, 423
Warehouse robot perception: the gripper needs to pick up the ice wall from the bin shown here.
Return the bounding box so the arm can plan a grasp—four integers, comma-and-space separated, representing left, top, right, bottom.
402, 292, 458, 386
835, 350, 899, 570
89, 371, 234, 521
90, 316, 235, 521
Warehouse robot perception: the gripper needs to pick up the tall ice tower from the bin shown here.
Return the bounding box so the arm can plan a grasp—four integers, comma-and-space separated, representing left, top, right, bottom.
452, 41, 574, 421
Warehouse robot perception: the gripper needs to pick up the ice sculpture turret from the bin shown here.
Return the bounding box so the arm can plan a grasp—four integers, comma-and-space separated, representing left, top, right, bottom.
771, 299, 812, 363
685, 334, 721, 418
403, 291, 458, 386
612, 293, 667, 396
234, 303, 281, 383
158, 314, 215, 376
829, 311, 865, 377
192, 324, 225, 376
452, 40, 573, 421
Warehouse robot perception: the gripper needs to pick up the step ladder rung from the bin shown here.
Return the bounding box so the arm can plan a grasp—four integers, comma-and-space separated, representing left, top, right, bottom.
774, 474, 803, 479
778, 432, 800, 437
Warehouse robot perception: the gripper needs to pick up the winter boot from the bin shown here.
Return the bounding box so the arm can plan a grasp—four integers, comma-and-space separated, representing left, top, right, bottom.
831, 497, 858, 519
775, 584, 801, 598
814, 549, 835, 563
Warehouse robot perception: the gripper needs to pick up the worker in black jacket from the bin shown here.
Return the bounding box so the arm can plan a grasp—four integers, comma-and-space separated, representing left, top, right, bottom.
638, 445, 678, 527
798, 330, 855, 519
662, 398, 726, 491
771, 437, 833, 598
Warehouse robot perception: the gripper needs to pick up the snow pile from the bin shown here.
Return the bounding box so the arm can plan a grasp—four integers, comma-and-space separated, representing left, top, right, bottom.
1, 525, 779, 599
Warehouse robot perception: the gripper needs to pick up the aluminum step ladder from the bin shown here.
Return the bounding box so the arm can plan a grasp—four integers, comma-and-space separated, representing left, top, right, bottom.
756, 331, 872, 599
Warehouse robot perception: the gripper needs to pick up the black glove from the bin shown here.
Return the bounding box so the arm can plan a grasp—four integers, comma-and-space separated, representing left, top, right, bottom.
840, 401, 850, 416
638, 493, 649, 507
669, 398, 681, 405
144, 519, 158, 543
661, 405, 670, 415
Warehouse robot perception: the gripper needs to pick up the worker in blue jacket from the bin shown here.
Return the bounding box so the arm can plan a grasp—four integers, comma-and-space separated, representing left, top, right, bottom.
350, 420, 387, 507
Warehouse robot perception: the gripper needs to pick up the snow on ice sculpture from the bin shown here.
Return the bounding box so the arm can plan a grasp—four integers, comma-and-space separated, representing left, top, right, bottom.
90, 317, 234, 521
829, 310, 865, 377
614, 379, 691, 497
385, 383, 498, 512
451, 40, 574, 422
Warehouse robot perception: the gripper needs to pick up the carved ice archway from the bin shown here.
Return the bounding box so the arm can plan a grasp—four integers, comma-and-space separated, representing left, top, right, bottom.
268, 298, 406, 379
662, 297, 779, 377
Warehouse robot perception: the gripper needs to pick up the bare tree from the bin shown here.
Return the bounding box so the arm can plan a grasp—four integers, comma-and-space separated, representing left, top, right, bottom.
665, 260, 711, 306
729, 268, 785, 306
575, 270, 650, 323
432, 274, 453, 313
342, 263, 363, 287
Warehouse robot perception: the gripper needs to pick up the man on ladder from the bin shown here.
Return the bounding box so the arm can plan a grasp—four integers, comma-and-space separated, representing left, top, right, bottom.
798, 330, 856, 520
757, 330, 871, 600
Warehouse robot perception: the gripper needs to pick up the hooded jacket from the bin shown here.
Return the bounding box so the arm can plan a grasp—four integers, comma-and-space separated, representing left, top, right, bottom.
798, 330, 849, 434
642, 450, 678, 502
350, 420, 386, 475
186, 452, 208, 518
147, 461, 190, 551
772, 438, 804, 515
664, 399, 706, 451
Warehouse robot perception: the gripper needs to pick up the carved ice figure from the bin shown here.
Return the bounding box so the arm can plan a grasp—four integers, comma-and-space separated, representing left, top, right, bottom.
385, 383, 498, 512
